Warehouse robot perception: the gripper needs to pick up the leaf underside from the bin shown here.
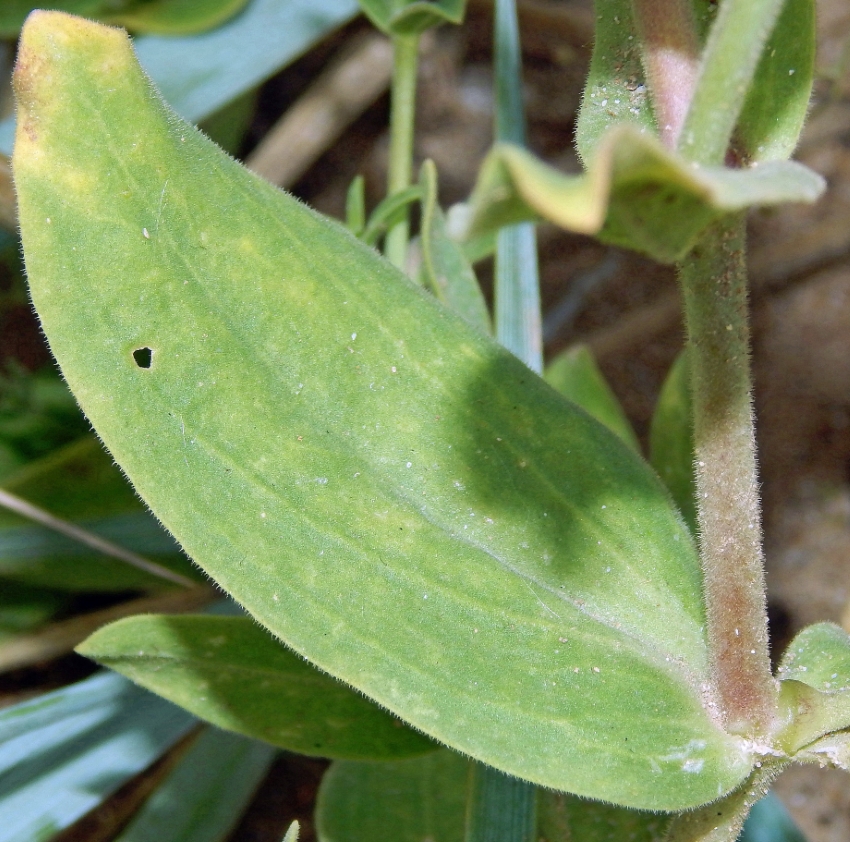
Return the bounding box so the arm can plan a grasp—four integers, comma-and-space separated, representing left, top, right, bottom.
14, 11, 752, 809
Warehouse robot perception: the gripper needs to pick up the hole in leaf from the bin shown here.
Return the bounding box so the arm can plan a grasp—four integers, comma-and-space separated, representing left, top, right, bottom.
133, 347, 153, 369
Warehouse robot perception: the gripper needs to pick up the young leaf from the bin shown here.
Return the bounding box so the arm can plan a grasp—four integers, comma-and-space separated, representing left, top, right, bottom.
105, 0, 252, 36
465, 129, 825, 264
361, 185, 422, 247
357, 0, 465, 36
734, 0, 815, 163
283, 822, 301, 842
649, 350, 697, 536
538, 791, 668, 842
0, 671, 196, 842
114, 726, 275, 842
0, 437, 197, 591
776, 623, 850, 753
78, 614, 438, 759
418, 160, 491, 334
315, 749, 469, 842
15, 12, 754, 809
544, 345, 640, 453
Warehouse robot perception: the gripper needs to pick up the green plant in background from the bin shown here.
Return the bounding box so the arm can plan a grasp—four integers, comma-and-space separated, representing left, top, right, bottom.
3, 0, 849, 838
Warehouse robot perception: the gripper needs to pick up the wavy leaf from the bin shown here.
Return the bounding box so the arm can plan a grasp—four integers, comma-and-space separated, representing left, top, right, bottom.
465, 128, 825, 264
14, 12, 753, 809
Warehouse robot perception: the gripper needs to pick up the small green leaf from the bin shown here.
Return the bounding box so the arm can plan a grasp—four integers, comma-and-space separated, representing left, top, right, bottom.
78, 614, 438, 759
361, 185, 422, 247
734, 0, 816, 163
574, 0, 655, 165
357, 0, 465, 36
114, 727, 275, 842
345, 175, 366, 237
776, 623, 850, 753
283, 822, 301, 842
15, 12, 753, 808
544, 345, 640, 453
778, 622, 850, 692
105, 0, 252, 36
418, 160, 491, 334
649, 350, 697, 535
0, 437, 197, 591
538, 791, 668, 842
315, 749, 469, 842
465, 129, 825, 264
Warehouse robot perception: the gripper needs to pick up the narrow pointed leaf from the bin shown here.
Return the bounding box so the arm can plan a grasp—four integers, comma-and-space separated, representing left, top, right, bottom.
0, 672, 195, 842
114, 727, 275, 842
465, 130, 825, 264
14, 12, 753, 809
0, 437, 197, 591
361, 185, 422, 247
418, 160, 491, 334
105, 0, 252, 36
650, 350, 697, 535
315, 749, 469, 842
734, 0, 815, 163
78, 614, 437, 759
357, 0, 464, 36
538, 791, 668, 842
544, 345, 639, 453
283, 822, 301, 842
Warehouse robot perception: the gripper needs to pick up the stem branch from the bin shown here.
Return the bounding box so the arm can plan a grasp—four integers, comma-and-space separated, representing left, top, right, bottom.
384, 32, 419, 269
678, 215, 776, 736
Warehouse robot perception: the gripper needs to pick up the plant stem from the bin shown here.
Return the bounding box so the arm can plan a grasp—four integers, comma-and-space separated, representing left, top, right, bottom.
631, 0, 700, 150
464, 765, 537, 842
677, 0, 785, 164
678, 214, 775, 737
384, 32, 419, 269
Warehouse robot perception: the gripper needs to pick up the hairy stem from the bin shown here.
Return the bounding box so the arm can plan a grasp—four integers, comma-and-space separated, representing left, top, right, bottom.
384, 33, 419, 269
631, 0, 700, 149
678, 215, 776, 737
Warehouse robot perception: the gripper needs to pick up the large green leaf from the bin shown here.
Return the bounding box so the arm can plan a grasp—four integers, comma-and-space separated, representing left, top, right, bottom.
464, 130, 825, 264
14, 11, 753, 809
315, 749, 469, 842
0, 437, 198, 590
79, 613, 438, 759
